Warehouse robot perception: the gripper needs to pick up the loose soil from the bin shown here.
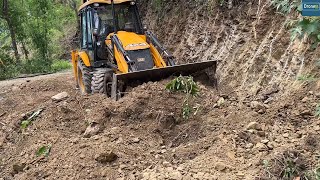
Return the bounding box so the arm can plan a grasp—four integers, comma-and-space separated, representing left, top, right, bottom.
0, 71, 319, 180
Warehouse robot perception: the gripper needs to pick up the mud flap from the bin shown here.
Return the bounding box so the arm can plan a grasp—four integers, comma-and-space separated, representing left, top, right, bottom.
111, 60, 217, 100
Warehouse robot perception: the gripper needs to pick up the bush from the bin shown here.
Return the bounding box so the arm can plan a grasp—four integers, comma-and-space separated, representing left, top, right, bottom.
51, 60, 72, 72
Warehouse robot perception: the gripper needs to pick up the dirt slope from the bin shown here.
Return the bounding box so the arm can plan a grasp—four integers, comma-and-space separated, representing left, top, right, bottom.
0, 69, 319, 180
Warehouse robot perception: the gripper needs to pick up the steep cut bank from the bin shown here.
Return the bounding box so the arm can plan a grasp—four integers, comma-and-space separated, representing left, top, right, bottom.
141, 0, 320, 97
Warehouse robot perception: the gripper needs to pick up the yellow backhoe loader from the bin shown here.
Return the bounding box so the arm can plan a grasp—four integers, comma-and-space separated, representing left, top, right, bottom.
71, 0, 217, 100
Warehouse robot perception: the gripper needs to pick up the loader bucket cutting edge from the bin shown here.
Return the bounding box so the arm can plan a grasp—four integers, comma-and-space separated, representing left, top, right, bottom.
111, 60, 217, 100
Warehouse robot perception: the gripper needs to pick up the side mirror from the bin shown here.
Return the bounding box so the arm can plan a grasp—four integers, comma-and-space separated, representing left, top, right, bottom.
93, 28, 98, 36
143, 25, 148, 31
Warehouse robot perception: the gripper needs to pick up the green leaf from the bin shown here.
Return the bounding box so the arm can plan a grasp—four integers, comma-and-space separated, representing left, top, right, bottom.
36, 145, 51, 157
21, 120, 31, 129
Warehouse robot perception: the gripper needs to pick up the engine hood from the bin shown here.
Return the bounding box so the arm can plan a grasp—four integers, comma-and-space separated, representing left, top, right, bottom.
106, 31, 150, 51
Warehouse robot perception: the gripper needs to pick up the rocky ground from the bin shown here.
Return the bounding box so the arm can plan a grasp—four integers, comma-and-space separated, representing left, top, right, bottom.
0, 72, 319, 180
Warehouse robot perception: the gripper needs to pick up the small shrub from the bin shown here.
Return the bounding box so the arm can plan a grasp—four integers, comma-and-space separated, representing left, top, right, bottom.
166, 76, 200, 119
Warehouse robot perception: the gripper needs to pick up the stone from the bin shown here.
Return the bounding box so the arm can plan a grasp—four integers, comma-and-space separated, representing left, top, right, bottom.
51, 92, 69, 102
217, 97, 225, 107
79, 154, 85, 159
250, 101, 266, 111
283, 133, 289, 138
301, 97, 309, 103
83, 122, 100, 138
254, 143, 268, 151
267, 142, 274, 150
132, 138, 140, 143
245, 143, 254, 149
261, 139, 269, 144
215, 162, 227, 171
163, 161, 170, 167
95, 151, 118, 163
300, 109, 312, 116
246, 122, 259, 130
314, 125, 320, 131
12, 163, 26, 175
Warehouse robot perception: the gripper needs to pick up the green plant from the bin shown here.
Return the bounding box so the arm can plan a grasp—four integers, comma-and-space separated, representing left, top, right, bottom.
166, 76, 200, 119
166, 75, 199, 96
51, 60, 72, 72
36, 145, 51, 157
271, 0, 300, 14
297, 74, 317, 82
20, 109, 43, 129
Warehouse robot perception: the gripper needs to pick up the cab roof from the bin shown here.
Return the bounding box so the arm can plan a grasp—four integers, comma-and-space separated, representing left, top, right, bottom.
79, 0, 134, 11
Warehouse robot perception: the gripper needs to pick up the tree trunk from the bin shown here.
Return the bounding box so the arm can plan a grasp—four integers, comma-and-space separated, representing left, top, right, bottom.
21, 41, 29, 60
2, 0, 20, 62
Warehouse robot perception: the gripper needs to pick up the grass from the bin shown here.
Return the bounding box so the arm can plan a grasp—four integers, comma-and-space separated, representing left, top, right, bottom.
51, 60, 72, 72
0, 59, 71, 80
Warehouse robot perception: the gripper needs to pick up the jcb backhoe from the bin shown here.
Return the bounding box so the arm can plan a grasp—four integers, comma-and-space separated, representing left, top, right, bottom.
71, 0, 217, 100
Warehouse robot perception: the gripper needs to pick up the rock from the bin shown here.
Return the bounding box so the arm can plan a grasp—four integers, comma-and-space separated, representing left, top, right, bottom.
217, 97, 225, 107
163, 161, 170, 167
245, 143, 254, 149
283, 133, 289, 138
215, 162, 227, 171
51, 92, 69, 102
253, 143, 268, 151
314, 125, 320, 132
12, 163, 26, 175
261, 139, 269, 144
267, 142, 274, 149
315, 93, 320, 98
83, 122, 100, 138
246, 122, 259, 130
300, 109, 312, 116
301, 97, 309, 103
132, 138, 140, 143
95, 151, 118, 163
250, 101, 266, 111
79, 154, 85, 159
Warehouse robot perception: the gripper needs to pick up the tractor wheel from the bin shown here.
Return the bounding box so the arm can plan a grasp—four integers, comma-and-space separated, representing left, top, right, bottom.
91, 68, 113, 96
77, 61, 92, 95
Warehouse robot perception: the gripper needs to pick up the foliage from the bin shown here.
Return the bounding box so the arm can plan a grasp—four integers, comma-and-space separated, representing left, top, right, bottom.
36, 145, 51, 157
297, 74, 317, 82
166, 75, 199, 96
20, 109, 43, 129
166, 76, 200, 119
271, 0, 320, 48
0, 0, 78, 80
270, 0, 300, 14
51, 60, 72, 72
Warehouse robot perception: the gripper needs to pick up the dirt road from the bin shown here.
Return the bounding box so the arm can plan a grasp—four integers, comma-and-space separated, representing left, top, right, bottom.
0, 72, 319, 179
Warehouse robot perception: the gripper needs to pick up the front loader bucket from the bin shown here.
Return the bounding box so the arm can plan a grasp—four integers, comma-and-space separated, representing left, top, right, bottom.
111, 60, 217, 100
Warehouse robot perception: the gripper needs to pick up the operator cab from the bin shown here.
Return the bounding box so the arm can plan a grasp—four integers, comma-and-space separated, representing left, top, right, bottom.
79, 0, 144, 67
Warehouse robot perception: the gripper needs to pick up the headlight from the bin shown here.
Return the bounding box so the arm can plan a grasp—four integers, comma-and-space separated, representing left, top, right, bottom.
130, 1, 136, 5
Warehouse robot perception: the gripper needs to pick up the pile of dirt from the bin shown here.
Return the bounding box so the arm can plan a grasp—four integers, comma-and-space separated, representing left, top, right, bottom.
0, 71, 319, 179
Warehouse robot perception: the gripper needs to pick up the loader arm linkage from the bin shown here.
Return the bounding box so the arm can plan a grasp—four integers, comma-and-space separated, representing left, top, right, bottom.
111, 34, 137, 71
146, 31, 175, 66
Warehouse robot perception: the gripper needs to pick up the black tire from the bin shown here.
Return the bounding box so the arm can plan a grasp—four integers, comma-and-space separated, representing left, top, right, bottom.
91, 68, 113, 96
77, 61, 92, 95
